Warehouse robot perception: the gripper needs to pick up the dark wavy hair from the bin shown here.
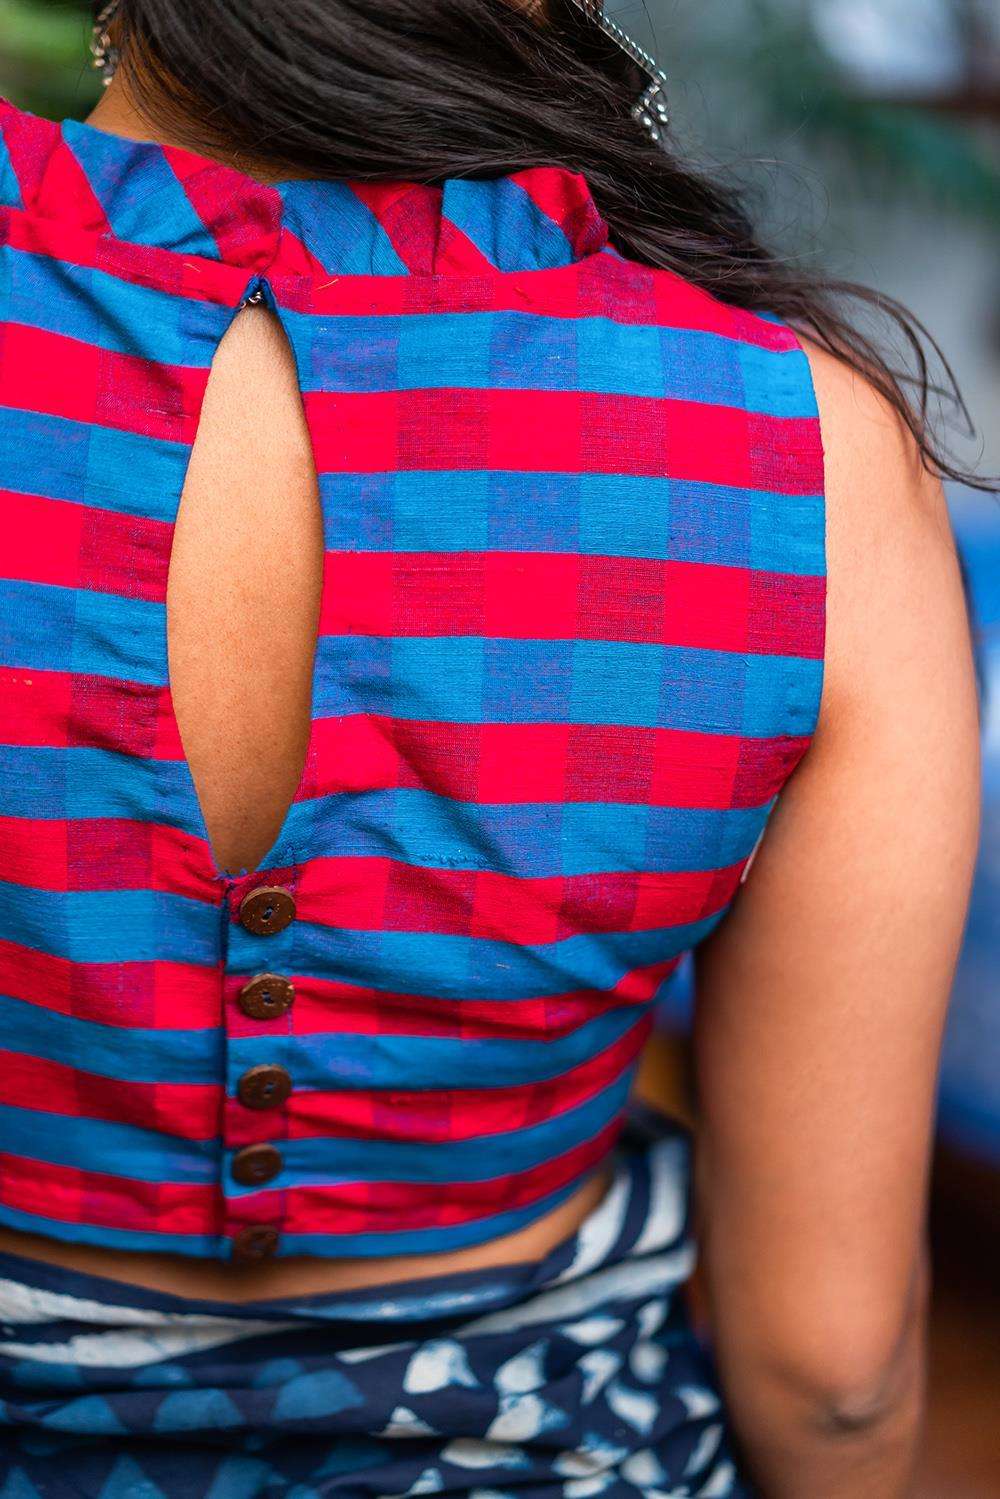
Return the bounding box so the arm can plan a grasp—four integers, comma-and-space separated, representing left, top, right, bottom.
105, 0, 989, 488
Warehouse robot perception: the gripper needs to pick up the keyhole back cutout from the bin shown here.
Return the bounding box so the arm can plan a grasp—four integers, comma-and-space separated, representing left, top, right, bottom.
165, 300, 324, 879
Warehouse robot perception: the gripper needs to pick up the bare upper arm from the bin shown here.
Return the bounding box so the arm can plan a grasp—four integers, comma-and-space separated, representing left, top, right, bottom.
690, 341, 981, 1394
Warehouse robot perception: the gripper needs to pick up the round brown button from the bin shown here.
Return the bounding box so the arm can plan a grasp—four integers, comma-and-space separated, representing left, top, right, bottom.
237, 1063, 292, 1110
238, 973, 295, 1021
231, 1224, 280, 1265
231, 1143, 283, 1187
238, 885, 296, 937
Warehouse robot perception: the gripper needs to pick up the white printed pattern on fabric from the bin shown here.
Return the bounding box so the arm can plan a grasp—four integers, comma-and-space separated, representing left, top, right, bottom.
0, 1136, 746, 1497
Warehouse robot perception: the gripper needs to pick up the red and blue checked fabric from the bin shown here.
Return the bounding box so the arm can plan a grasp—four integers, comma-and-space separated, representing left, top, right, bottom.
0, 97, 826, 1260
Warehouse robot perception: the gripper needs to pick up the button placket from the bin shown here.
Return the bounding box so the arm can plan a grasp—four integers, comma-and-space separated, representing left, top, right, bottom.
226, 878, 298, 1261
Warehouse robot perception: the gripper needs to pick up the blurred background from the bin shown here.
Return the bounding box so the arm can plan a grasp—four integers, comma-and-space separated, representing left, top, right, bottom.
1, 0, 998, 1492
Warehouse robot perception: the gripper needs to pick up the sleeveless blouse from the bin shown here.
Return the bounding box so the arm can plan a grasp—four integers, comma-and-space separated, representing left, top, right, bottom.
0, 98, 826, 1263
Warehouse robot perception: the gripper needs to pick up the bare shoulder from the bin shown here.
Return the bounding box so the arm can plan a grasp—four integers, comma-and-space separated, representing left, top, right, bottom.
800, 335, 956, 555
797, 336, 971, 725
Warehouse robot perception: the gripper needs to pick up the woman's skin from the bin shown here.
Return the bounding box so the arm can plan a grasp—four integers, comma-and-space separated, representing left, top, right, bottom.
1, 66, 980, 1498
692, 347, 979, 1494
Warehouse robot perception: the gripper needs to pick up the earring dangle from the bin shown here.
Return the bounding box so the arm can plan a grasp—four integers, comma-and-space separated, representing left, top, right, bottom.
91, 0, 122, 87
566, 0, 670, 143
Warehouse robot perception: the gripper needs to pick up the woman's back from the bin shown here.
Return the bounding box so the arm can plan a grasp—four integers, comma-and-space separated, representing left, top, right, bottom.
0, 98, 824, 1284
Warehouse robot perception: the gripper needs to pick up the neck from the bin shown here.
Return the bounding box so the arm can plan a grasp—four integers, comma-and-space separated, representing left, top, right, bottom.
86, 75, 168, 146
85, 75, 293, 184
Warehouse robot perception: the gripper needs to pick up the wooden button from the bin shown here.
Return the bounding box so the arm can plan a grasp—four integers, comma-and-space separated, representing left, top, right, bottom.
238, 973, 294, 1021
237, 1063, 292, 1110
231, 1143, 283, 1187
238, 885, 296, 936
231, 1224, 280, 1265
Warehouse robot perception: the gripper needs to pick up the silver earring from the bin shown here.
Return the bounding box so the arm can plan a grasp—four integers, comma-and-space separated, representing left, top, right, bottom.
567, 0, 670, 143
91, 0, 122, 87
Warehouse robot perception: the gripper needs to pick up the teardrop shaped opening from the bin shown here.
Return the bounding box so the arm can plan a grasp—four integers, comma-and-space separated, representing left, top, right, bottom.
165, 295, 324, 879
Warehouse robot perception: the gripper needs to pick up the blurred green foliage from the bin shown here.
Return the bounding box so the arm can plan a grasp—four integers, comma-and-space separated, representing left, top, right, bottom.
0, 0, 100, 119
